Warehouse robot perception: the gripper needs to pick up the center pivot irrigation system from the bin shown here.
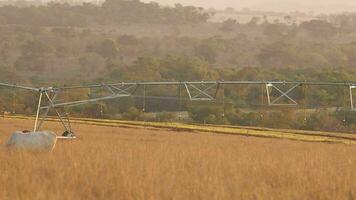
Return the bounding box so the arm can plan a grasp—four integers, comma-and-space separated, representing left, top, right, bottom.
1, 81, 356, 139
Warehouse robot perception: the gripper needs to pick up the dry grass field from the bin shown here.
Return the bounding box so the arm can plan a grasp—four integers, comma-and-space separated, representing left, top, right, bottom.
1, 118, 356, 200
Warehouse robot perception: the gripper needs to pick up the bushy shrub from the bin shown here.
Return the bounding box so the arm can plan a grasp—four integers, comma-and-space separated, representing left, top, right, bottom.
155, 112, 176, 122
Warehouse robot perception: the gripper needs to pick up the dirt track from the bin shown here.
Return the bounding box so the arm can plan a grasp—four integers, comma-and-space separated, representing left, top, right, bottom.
1, 118, 356, 200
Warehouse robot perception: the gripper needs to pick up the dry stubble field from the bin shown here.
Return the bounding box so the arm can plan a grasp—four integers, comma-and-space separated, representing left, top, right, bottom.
0, 118, 356, 200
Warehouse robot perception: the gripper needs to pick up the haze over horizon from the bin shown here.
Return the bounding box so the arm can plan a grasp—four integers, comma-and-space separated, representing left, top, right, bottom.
1, 0, 355, 13
141, 0, 356, 13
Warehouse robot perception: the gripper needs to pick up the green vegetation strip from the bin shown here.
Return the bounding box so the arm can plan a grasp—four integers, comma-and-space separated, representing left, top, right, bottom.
5, 115, 356, 145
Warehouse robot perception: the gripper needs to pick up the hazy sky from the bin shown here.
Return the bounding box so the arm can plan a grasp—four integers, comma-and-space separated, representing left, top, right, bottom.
142, 0, 356, 13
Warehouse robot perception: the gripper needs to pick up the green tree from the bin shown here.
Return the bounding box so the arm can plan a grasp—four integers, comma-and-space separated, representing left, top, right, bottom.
95, 39, 119, 59
21, 40, 53, 59
194, 37, 225, 63
263, 23, 288, 39
299, 20, 337, 39
188, 105, 226, 124
219, 19, 237, 32
160, 55, 217, 81
14, 40, 54, 71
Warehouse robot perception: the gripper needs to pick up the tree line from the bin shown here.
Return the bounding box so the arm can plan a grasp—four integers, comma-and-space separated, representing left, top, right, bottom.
0, 0, 210, 26
0, 0, 355, 132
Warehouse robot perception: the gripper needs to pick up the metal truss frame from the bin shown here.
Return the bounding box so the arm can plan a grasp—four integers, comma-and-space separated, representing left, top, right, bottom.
265, 83, 301, 106
184, 82, 219, 101
2, 80, 356, 138
34, 84, 140, 138
34, 89, 74, 138
46, 83, 137, 108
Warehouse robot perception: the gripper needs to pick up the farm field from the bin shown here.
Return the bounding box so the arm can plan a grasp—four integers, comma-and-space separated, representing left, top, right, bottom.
1, 118, 356, 200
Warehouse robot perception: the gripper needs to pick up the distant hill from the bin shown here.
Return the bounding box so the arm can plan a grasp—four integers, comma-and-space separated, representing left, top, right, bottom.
141, 0, 356, 13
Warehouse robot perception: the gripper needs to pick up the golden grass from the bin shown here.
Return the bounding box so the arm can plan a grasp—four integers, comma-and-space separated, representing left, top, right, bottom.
1, 118, 356, 200
7, 115, 356, 144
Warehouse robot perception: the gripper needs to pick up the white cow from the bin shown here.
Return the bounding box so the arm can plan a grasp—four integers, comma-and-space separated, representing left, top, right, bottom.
5, 131, 57, 152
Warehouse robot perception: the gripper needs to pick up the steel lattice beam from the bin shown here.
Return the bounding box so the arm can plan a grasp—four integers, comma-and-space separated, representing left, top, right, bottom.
184, 83, 218, 101
0, 82, 39, 92
52, 81, 355, 91
265, 83, 301, 106
1, 80, 356, 136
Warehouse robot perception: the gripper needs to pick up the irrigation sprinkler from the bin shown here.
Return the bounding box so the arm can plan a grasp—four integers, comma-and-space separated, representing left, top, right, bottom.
1, 80, 356, 139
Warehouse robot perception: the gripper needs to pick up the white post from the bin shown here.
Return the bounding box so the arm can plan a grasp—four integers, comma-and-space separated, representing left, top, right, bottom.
34, 92, 43, 132
351, 86, 355, 111
266, 83, 272, 105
